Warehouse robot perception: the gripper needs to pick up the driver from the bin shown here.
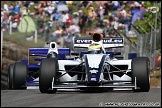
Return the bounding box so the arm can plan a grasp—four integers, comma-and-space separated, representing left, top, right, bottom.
88, 43, 104, 54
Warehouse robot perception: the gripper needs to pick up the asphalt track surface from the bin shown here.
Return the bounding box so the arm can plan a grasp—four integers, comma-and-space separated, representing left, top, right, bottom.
1, 71, 161, 107
1, 88, 161, 107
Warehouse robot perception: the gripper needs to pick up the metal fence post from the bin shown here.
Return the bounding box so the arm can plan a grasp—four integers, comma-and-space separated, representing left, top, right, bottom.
149, 23, 156, 69
10, 21, 12, 35
138, 25, 147, 56
35, 29, 37, 43
154, 1, 158, 69
124, 44, 129, 59
131, 25, 141, 56
139, 34, 143, 56
1, 31, 3, 67
149, 28, 153, 69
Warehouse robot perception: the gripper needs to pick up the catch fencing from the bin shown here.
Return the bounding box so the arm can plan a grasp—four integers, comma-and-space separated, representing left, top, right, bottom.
2, 15, 161, 70
131, 25, 161, 70
113, 28, 137, 60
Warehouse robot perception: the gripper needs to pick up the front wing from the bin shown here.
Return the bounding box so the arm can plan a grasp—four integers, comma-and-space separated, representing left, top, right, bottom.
51, 78, 138, 90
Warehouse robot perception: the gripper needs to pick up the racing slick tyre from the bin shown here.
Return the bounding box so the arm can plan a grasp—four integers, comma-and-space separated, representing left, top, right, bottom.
8, 64, 14, 89
13, 62, 27, 89
39, 58, 58, 93
132, 57, 150, 92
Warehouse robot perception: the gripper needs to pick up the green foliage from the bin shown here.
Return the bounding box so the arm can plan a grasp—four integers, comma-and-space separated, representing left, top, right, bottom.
134, 1, 161, 33
143, 1, 154, 7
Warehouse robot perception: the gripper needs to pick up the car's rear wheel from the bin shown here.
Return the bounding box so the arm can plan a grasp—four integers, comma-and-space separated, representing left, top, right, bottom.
13, 62, 27, 89
8, 64, 14, 89
39, 58, 57, 93
132, 57, 150, 92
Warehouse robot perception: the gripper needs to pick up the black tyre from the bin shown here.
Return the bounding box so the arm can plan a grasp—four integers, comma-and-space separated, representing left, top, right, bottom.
13, 62, 27, 89
132, 57, 150, 92
39, 58, 57, 93
8, 64, 14, 89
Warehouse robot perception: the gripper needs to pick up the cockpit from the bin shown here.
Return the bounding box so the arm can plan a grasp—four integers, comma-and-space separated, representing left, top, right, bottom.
88, 50, 103, 54
88, 43, 104, 54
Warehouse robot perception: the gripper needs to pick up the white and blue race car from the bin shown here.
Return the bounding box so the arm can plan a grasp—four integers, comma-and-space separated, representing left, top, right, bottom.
8, 32, 150, 93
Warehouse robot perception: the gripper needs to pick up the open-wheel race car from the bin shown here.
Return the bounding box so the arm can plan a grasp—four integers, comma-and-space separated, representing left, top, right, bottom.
8, 32, 150, 93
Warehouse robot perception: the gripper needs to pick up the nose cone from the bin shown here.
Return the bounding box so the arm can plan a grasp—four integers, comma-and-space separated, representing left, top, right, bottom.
88, 68, 100, 82
84, 54, 107, 83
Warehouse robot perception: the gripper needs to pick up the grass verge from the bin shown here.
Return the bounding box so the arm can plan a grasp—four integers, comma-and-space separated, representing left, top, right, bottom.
3, 31, 45, 48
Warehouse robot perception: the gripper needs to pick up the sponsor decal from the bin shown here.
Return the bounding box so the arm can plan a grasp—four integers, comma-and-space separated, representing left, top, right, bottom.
91, 78, 96, 81
74, 38, 123, 44
89, 69, 98, 73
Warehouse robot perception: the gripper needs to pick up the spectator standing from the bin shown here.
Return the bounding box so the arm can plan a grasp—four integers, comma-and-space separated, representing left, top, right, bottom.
57, 26, 64, 47
112, 1, 121, 10
87, 6, 94, 20
9, 4, 14, 13
72, 12, 79, 24
45, 21, 52, 43
131, 6, 142, 24
86, 1, 93, 8
81, 1, 89, 8
51, 10, 61, 26
3, 2, 9, 12
103, 2, 109, 13
46, 3, 55, 17
7, 13, 12, 27
106, 1, 114, 11
34, 1, 45, 15
1, 9, 7, 22
66, 21, 80, 36
12, 19, 18, 32
66, 14, 72, 27
60, 11, 69, 30
130, 6, 138, 16
25, 7, 30, 16
1, 10, 3, 23
98, 6, 105, 26
120, 6, 127, 17
11, 12, 21, 25
79, 13, 88, 33
51, 26, 61, 42
78, 10, 83, 19
14, 2, 20, 13
111, 17, 119, 30
23, 1, 29, 8
103, 4, 108, 15
21, 7, 30, 17
64, 32, 73, 49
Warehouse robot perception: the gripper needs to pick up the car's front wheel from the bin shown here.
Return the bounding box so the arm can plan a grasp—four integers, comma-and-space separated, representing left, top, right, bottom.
39, 58, 58, 93
132, 57, 150, 92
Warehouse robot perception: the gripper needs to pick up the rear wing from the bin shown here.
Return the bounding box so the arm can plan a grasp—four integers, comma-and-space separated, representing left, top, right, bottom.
73, 37, 124, 49
29, 48, 71, 57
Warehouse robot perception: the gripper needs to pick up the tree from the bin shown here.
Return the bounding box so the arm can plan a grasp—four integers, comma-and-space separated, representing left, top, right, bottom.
134, 1, 161, 33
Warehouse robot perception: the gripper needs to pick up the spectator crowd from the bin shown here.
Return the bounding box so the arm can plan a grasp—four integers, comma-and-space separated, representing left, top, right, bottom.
1, 1, 150, 48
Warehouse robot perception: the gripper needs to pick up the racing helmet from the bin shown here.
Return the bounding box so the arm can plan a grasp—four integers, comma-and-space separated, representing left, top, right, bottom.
88, 43, 103, 54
